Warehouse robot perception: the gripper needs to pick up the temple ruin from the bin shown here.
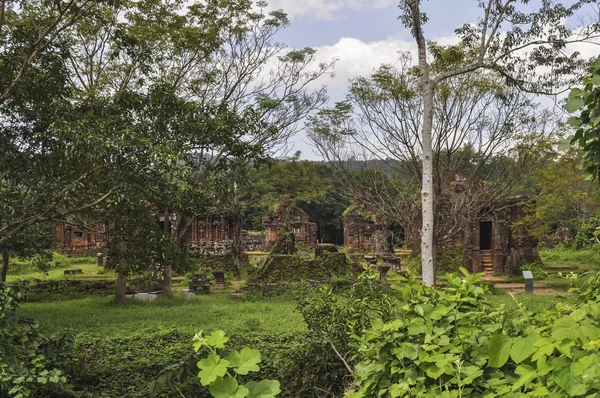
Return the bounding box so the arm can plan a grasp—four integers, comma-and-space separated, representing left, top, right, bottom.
262, 199, 317, 248
54, 222, 106, 254
405, 195, 539, 275
343, 202, 392, 255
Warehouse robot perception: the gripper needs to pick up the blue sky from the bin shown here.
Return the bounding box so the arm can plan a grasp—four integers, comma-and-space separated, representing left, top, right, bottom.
260, 0, 597, 159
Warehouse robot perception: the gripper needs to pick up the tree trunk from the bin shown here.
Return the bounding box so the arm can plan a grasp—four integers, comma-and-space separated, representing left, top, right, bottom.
114, 242, 128, 304
407, 0, 436, 286
420, 83, 436, 286
162, 211, 172, 297
1, 248, 9, 282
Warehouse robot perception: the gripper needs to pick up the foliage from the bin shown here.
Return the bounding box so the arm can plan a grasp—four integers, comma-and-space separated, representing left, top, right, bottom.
540, 246, 600, 272
249, 253, 353, 283
531, 145, 599, 236
437, 243, 465, 273
347, 268, 600, 397
574, 217, 600, 249
569, 57, 600, 182
0, 282, 72, 398
295, 268, 398, 396
8, 253, 72, 275
192, 330, 280, 398
64, 327, 338, 397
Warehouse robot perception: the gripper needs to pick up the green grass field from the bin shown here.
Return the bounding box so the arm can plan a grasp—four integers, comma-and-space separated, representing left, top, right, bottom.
17, 294, 305, 336
5, 255, 110, 283
539, 246, 600, 272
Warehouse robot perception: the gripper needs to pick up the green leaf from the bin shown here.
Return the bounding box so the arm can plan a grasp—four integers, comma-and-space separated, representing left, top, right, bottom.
227, 347, 261, 375
513, 364, 537, 391
510, 333, 540, 364
488, 334, 512, 368
567, 117, 582, 127
205, 330, 229, 349
569, 88, 583, 98
552, 316, 582, 341
245, 380, 281, 398
197, 354, 230, 386
209, 377, 249, 398
566, 97, 585, 113
554, 363, 588, 396
592, 75, 600, 86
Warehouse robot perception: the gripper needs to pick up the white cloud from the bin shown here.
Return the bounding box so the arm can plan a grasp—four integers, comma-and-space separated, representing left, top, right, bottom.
263, 0, 393, 21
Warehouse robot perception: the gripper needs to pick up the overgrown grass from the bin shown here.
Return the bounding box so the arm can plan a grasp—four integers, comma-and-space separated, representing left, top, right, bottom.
6, 261, 111, 283
540, 245, 600, 272
17, 293, 305, 336
490, 293, 572, 314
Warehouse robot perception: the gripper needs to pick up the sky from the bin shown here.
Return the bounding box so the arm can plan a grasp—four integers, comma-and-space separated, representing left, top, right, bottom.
257, 0, 599, 160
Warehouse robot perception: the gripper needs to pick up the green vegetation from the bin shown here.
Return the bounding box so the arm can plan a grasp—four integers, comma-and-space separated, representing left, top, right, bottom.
17, 295, 304, 336
5, 259, 107, 284
540, 246, 600, 273
192, 330, 281, 398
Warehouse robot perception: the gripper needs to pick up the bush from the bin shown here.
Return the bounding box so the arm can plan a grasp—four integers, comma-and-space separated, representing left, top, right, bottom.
574, 217, 600, 249
346, 269, 600, 397
0, 282, 73, 398
67, 329, 340, 397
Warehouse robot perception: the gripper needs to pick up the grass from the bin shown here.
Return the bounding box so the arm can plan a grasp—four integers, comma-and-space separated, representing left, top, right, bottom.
490, 292, 572, 314
17, 293, 305, 336
6, 261, 112, 283
540, 245, 600, 272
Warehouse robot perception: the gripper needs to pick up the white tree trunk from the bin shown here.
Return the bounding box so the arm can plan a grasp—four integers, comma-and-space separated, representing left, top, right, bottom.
407, 0, 436, 285
421, 83, 436, 286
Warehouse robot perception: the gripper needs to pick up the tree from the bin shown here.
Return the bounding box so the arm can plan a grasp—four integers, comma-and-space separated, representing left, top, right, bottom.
0, 0, 332, 301
0, 223, 54, 282
568, 56, 600, 183
396, 0, 599, 285
309, 60, 558, 260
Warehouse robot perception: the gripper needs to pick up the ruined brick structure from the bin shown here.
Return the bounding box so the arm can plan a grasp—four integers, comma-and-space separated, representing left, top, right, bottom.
186, 213, 243, 255
54, 212, 264, 256
262, 200, 317, 248
406, 195, 539, 275
343, 203, 392, 255
467, 196, 539, 275
54, 222, 106, 254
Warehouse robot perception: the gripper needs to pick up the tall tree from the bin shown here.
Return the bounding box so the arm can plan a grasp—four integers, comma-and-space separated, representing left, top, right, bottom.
398, 0, 599, 285
308, 60, 557, 258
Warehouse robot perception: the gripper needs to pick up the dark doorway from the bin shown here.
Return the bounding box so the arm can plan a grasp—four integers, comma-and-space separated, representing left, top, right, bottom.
480, 221, 492, 250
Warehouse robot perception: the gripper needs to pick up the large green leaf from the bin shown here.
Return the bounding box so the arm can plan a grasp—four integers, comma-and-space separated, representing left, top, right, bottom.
552, 316, 582, 342
245, 380, 281, 398
205, 330, 229, 349
510, 333, 540, 364
488, 334, 512, 368
569, 88, 584, 98
209, 377, 249, 398
566, 97, 585, 113
227, 347, 261, 375
553, 363, 588, 396
197, 354, 230, 386
512, 364, 537, 391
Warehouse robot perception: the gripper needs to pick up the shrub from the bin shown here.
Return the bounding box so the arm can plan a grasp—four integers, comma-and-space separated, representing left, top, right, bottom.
574, 217, 600, 249
347, 269, 600, 397
0, 282, 73, 397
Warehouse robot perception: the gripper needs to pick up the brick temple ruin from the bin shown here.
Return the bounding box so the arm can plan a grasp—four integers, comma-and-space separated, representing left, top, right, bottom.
54, 212, 265, 255
54, 222, 106, 254
185, 213, 243, 255
343, 202, 392, 255
466, 197, 539, 275
406, 195, 539, 275
262, 199, 317, 248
